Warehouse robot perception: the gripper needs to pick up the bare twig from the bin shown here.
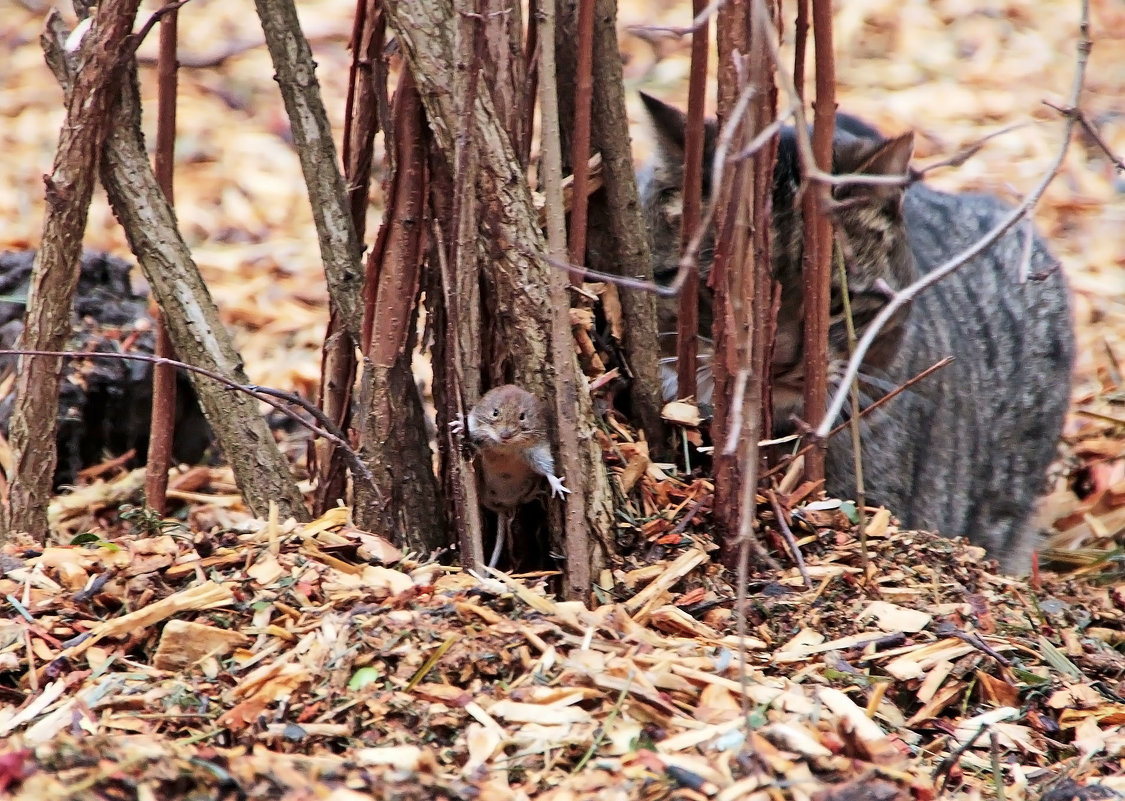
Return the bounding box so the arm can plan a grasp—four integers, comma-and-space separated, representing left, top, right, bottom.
624, 0, 726, 38
768, 490, 810, 587
535, 103, 789, 306
792, 0, 808, 99
315, 0, 380, 514
914, 123, 1030, 176
442, 4, 487, 571
799, 0, 836, 484
128, 0, 190, 52
254, 0, 364, 344
725, 0, 778, 723
0, 348, 374, 490
532, 83, 779, 302
1043, 100, 1125, 172
752, 0, 910, 191
675, 0, 709, 401
762, 356, 953, 479
566, 0, 595, 284
990, 731, 1007, 801
933, 722, 990, 795
431, 218, 485, 571
539, 0, 593, 600
836, 245, 868, 567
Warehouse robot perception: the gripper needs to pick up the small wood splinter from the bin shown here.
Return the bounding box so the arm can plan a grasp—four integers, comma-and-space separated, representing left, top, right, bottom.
450, 384, 570, 568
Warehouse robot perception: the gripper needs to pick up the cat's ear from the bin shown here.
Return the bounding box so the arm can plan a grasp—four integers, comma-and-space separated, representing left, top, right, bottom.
832, 132, 914, 204
640, 93, 718, 174
640, 93, 689, 162
859, 132, 914, 179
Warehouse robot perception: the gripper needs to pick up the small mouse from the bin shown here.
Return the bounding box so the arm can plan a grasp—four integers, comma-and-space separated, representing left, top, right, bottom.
451, 384, 570, 567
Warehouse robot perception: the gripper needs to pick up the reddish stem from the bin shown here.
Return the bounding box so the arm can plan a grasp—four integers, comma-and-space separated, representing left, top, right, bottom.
800, 0, 836, 483
676, 0, 709, 401
146, 4, 180, 515
566, 0, 595, 284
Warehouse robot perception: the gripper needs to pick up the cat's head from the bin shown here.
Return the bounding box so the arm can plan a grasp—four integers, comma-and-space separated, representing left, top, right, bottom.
638, 93, 918, 417
771, 122, 917, 407
637, 92, 720, 291
638, 92, 916, 290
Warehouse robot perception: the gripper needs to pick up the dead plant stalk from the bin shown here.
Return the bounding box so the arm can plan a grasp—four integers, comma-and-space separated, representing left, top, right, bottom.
146, 4, 180, 516
539, 0, 592, 599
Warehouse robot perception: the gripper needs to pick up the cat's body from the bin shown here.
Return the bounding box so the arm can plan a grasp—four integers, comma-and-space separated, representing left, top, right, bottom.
638, 95, 1075, 571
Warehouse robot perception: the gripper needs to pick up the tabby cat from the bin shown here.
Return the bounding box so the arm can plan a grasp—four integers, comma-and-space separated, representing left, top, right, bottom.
638, 94, 1075, 571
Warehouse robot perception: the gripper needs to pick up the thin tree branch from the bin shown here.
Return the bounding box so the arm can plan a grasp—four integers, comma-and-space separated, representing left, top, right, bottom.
1043, 100, 1125, 172
0, 348, 374, 490
760, 356, 953, 480
913, 123, 1030, 177
128, 0, 191, 53
254, 0, 365, 345
799, 0, 835, 483
566, 0, 595, 284
624, 0, 727, 38
769, 490, 810, 587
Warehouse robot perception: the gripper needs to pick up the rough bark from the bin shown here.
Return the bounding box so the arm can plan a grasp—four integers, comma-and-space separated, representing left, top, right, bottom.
556, 0, 665, 448
430, 141, 487, 569
539, 0, 593, 598
482, 0, 528, 165
384, 0, 613, 592
710, 3, 747, 551
432, 1, 487, 569
352, 71, 445, 552
48, 45, 310, 521
315, 0, 382, 514
6, 2, 142, 541
711, 0, 778, 567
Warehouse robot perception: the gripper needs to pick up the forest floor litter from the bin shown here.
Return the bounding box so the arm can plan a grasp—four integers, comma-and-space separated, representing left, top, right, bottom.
0, 0, 1122, 797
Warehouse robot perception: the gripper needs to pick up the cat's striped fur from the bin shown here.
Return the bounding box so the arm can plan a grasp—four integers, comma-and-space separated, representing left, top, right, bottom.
638, 94, 1074, 571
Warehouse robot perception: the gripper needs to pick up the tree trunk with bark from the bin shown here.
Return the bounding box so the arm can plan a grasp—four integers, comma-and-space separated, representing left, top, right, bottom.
96, 59, 310, 522
353, 71, 445, 553
6, 1, 143, 540
384, 0, 613, 596
555, 0, 666, 450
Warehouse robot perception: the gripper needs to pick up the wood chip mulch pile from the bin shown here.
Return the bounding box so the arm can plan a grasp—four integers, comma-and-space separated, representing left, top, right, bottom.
1, 459, 1124, 799
0, 0, 1123, 798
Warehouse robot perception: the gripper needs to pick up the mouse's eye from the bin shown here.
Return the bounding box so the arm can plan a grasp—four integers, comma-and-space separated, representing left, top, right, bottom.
518, 411, 527, 422
491, 408, 500, 418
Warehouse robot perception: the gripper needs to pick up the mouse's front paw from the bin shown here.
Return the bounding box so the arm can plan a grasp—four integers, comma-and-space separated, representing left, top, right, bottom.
547, 474, 571, 499
448, 414, 467, 436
